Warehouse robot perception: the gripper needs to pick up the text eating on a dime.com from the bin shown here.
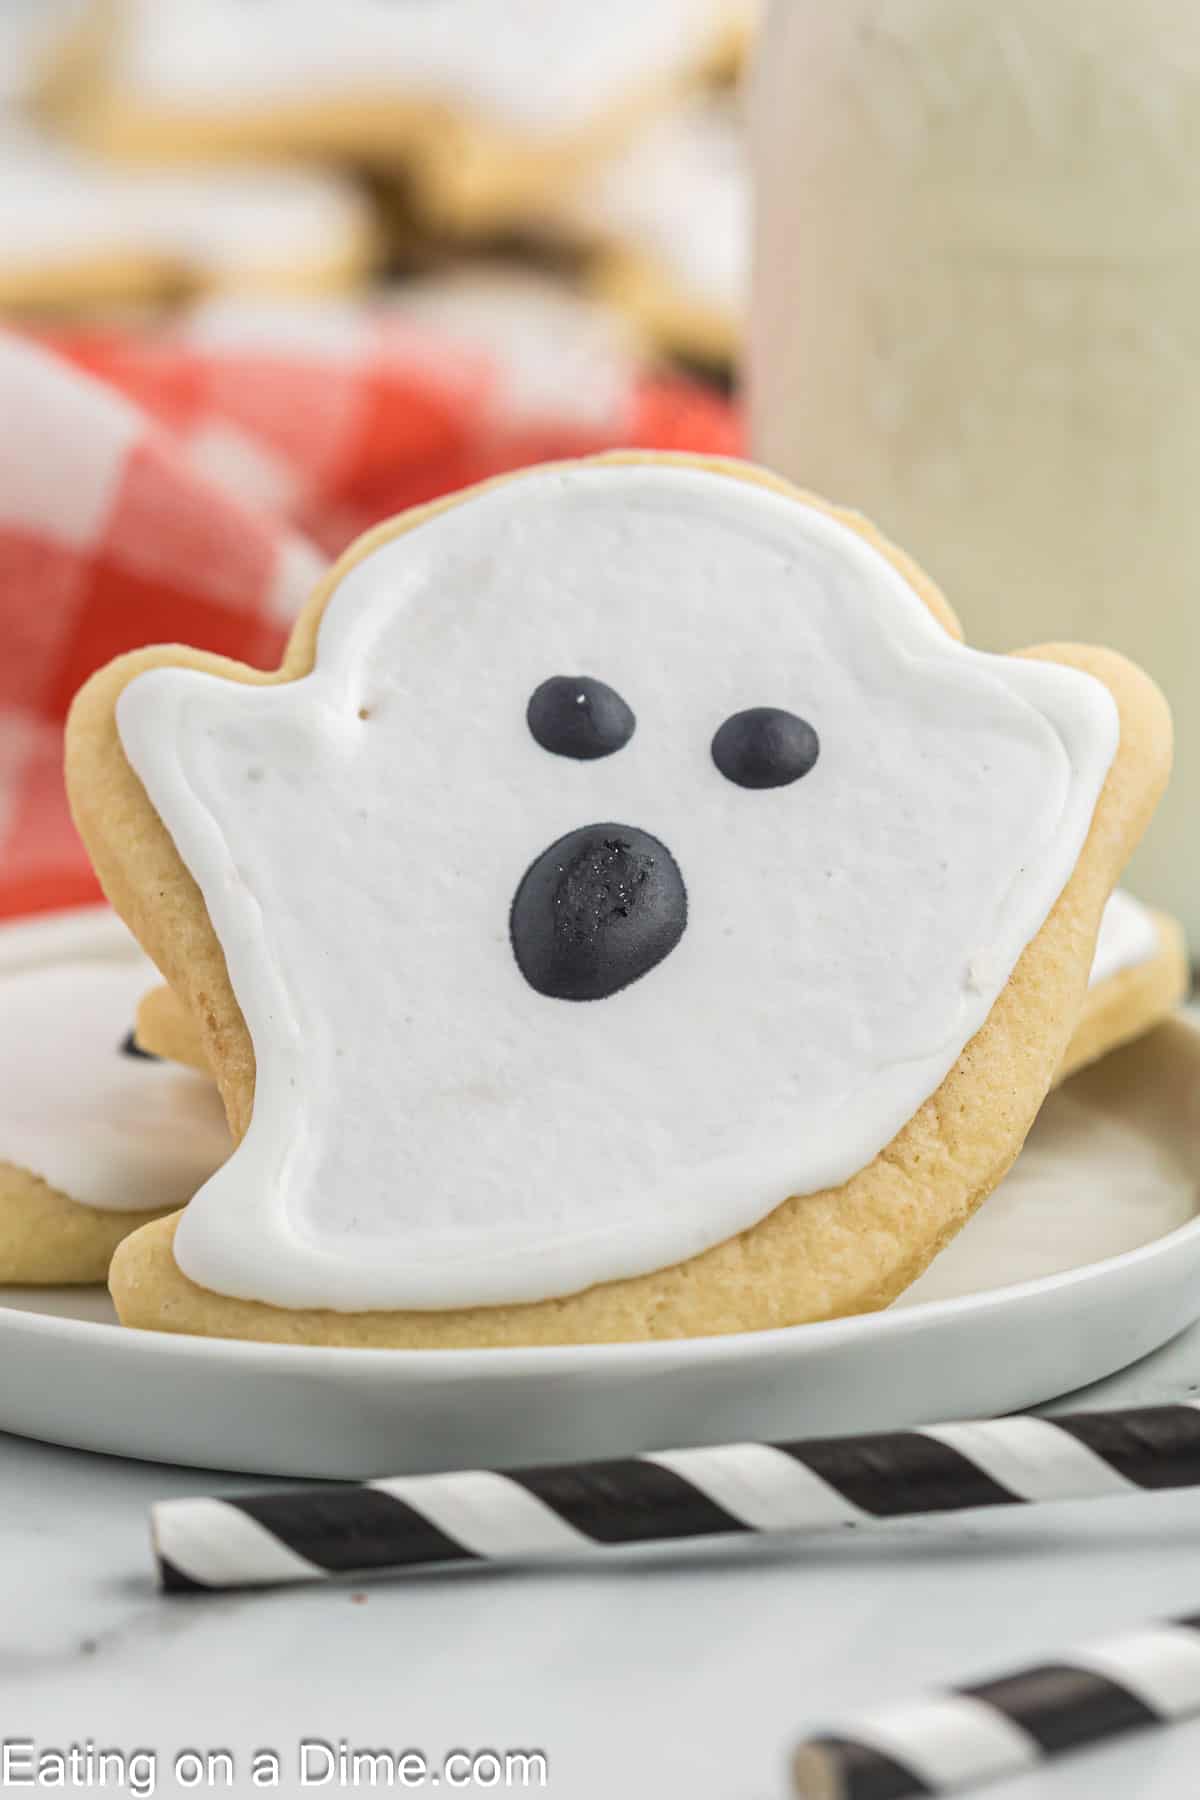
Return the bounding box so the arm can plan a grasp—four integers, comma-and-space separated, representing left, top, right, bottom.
0, 1740, 550, 1793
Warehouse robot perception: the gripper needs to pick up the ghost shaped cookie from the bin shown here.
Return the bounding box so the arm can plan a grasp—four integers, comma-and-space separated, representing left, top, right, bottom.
66, 454, 1171, 1345
0, 933, 230, 1285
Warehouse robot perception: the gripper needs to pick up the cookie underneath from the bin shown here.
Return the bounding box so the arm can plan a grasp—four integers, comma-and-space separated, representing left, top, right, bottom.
0, 1165, 172, 1287
0, 950, 231, 1286
1059, 908, 1188, 1084
135, 982, 207, 1074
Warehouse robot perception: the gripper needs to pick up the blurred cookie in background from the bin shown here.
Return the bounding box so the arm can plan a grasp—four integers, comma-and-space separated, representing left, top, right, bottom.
0, 127, 376, 314
0, 0, 88, 114
48, 0, 750, 233
562, 95, 747, 374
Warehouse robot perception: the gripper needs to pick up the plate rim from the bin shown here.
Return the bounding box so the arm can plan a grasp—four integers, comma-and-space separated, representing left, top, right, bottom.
0, 901, 129, 970
5, 1201, 1200, 1378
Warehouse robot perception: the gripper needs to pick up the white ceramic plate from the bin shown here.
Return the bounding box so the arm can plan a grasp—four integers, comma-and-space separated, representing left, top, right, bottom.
1, 906, 1199, 1479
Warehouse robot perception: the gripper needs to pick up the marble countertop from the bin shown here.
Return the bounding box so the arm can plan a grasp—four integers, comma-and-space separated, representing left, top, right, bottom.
5, 1320, 1200, 1800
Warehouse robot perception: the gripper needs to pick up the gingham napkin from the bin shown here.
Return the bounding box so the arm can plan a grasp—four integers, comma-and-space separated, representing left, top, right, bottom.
0, 288, 740, 919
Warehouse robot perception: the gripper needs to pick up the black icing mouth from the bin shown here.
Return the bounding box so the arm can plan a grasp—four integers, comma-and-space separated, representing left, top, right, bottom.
510, 823, 687, 1002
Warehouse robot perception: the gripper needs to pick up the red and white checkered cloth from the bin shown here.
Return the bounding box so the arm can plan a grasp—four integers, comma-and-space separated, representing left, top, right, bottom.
0, 288, 740, 919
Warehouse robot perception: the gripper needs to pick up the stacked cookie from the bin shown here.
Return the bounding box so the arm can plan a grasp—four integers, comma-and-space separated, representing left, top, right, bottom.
29, 0, 751, 367
52, 0, 749, 226
3, 452, 1180, 1342
552, 93, 748, 371
0, 929, 228, 1285
0, 6, 375, 312
0, 125, 376, 312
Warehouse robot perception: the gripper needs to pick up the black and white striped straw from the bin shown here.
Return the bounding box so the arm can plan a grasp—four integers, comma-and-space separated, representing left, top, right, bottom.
793, 1610, 1200, 1799
153, 1402, 1200, 1592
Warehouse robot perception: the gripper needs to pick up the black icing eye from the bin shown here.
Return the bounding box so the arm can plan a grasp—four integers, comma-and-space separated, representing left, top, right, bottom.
711, 707, 820, 790
527, 675, 636, 761
120, 1030, 158, 1061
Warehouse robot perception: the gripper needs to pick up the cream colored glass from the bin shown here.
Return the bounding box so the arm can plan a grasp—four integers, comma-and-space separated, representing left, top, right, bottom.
752, 1, 1200, 932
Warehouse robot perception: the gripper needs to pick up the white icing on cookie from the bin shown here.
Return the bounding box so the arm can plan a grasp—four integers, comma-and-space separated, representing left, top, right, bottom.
116, 463, 1118, 1311
109, 0, 735, 137
0, 126, 369, 285
1090, 889, 1160, 988
576, 97, 748, 321
0, 958, 228, 1214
